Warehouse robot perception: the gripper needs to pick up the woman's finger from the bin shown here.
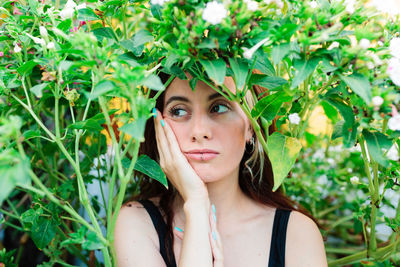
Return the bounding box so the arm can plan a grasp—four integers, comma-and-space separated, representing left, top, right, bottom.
209, 205, 223, 266
173, 226, 184, 240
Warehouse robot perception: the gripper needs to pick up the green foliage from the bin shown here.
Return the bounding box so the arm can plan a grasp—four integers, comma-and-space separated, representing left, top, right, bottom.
0, 0, 399, 266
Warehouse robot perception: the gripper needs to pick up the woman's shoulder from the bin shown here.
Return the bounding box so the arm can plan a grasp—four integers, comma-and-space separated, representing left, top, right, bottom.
285, 211, 328, 266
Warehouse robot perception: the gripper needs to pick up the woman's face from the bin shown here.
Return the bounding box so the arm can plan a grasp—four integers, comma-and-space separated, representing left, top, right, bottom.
162, 76, 253, 183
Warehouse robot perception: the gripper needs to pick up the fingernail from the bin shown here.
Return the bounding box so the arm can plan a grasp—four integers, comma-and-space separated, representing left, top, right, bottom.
174, 226, 183, 232
212, 204, 217, 223
152, 108, 157, 118
161, 120, 165, 127
212, 231, 217, 240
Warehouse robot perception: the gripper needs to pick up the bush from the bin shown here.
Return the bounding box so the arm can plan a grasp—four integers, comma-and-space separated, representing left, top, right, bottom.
0, 0, 399, 266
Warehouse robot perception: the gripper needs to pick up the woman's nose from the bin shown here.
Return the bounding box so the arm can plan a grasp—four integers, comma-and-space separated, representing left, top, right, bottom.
190, 113, 212, 142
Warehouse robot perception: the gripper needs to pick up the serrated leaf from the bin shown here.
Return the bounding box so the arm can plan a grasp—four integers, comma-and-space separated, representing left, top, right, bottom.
253, 49, 275, 76
30, 217, 57, 249
251, 92, 291, 121
340, 73, 372, 104
199, 59, 226, 85
134, 155, 168, 188
267, 132, 302, 191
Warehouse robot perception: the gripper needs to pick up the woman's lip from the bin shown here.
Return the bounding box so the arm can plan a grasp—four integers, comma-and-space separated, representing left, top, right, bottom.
184, 152, 218, 161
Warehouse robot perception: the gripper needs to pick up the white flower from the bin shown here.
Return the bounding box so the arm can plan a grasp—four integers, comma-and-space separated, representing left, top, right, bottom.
13, 44, 21, 53
327, 41, 340, 50
65, 0, 77, 9
367, 62, 375, 69
387, 144, 399, 161
387, 58, 400, 86
264, 0, 273, 3
372, 96, 384, 107
242, 36, 270, 59
309, 1, 318, 8
150, 0, 170, 5
76, 3, 86, 9
389, 37, 400, 58
369, 52, 383, 66
377, 41, 384, 46
350, 176, 360, 185
245, 0, 259, 11
345, 0, 356, 14
59, 7, 75, 20
26, 33, 45, 45
47, 42, 55, 49
288, 113, 301, 125
202, 1, 228, 25
359, 38, 370, 49
39, 26, 48, 37
371, 0, 400, 16
275, 0, 284, 8
388, 114, 400, 131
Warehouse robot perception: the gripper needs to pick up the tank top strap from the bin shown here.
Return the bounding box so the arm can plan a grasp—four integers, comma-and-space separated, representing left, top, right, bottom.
137, 199, 177, 267
268, 209, 292, 267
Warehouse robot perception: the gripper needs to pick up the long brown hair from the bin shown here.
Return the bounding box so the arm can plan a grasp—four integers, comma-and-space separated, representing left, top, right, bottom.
131, 71, 315, 261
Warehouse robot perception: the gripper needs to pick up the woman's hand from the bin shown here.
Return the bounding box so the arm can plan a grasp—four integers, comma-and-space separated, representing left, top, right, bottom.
173, 203, 224, 267
153, 108, 208, 202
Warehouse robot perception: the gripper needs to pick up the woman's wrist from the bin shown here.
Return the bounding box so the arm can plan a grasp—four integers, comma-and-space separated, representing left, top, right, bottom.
183, 196, 210, 216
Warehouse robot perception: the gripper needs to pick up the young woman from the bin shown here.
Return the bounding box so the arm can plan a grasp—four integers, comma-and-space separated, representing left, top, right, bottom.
114, 72, 328, 267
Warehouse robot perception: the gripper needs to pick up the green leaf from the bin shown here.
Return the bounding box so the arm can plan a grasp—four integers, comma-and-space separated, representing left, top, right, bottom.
266, 132, 302, 191
82, 231, 105, 250
17, 60, 37, 76
68, 118, 104, 132
340, 73, 372, 104
291, 58, 319, 89
91, 27, 117, 42
189, 77, 198, 91
118, 53, 140, 67
249, 74, 288, 91
363, 130, 393, 167
120, 30, 153, 57
22, 130, 41, 140
253, 49, 275, 76
271, 43, 291, 65
228, 58, 249, 91
143, 74, 165, 91
150, 3, 163, 20
89, 80, 115, 100
134, 155, 168, 188
30, 83, 48, 98
0, 151, 31, 206
77, 8, 100, 21
320, 101, 339, 123
119, 116, 147, 141
251, 92, 291, 121
199, 59, 226, 85
30, 216, 57, 249
332, 121, 344, 140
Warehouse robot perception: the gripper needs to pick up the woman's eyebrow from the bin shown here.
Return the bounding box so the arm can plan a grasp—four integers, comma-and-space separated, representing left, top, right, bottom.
165, 92, 223, 106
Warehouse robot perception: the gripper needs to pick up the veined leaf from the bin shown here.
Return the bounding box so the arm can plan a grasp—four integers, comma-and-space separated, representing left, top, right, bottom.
228, 58, 248, 91
340, 73, 372, 104
249, 74, 288, 91
267, 132, 302, 191
291, 57, 319, 89
199, 59, 226, 85
134, 155, 168, 188
363, 130, 392, 167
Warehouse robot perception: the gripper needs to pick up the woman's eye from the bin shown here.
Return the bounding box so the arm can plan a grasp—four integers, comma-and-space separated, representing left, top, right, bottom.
211, 103, 229, 114
169, 107, 187, 117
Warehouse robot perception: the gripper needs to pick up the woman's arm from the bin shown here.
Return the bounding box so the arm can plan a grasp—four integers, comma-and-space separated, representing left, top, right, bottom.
285, 211, 328, 267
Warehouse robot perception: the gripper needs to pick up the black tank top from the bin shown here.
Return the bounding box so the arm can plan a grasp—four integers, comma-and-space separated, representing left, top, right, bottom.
138, 199, 291, 267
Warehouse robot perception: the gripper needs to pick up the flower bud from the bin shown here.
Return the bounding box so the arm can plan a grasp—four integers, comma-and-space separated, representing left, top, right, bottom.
39, 26, 48, 37
350, 176, 359, 185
